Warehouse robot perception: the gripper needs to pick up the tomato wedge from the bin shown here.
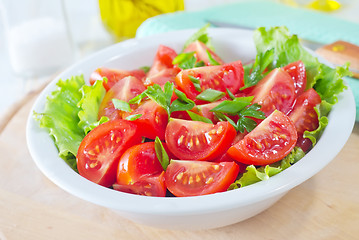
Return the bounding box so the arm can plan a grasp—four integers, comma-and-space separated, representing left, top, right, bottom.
250, 68, 296, 116
183, 40, 225, 66
122, 100, 168, 140
90, 67, 146, 91
145, 45, 180, 87
282, 60, 307, 95
175, 61, 244, 102
115, 142, 166, 197
113, 172, 166, 197
165, 160, 239, 197
165, 119, 236, 161
227, 110, 297, 165
77, 120, 142, 187
289, 88, 321, 152
98, 76, 145, 121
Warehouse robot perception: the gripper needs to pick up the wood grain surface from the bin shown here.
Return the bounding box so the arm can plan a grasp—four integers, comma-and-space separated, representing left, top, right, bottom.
0, 93, 358, 240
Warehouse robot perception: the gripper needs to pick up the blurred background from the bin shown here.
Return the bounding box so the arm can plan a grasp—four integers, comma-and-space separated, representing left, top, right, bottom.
0, 0, 357, 117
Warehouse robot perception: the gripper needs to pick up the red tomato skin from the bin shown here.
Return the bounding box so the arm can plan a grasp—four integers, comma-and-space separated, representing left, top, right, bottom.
165, 119, 236, 161
289, 88, 321, 152
90, 67, 146, 91
227, 110, 297, 165
77, 120, 142, 187
155, 45, 178, 68
282, 60, 307, 95
116, 142, 164, 184
145, 45, 179, 87
183, 40, 225, 66
175, 61, 244, 102
122, 100, 168, 140
113, 172, 166, 197
115, 142, 167, 197
164, 160, 239, 197
250, 68, 296, 117
212, 153, 248, 174
98, 76, 146, 121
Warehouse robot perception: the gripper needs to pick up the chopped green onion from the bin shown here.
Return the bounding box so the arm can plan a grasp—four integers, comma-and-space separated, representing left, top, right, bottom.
206, 50, 220, 65
125, 114, 142, 121
112, 99, 131, 112
226, 88, 235, 100
154, 137, 170, 171
186, 110, 213, 124
188, 75, 202, 92
196, 89, 225, 102
170, 89, 195, 113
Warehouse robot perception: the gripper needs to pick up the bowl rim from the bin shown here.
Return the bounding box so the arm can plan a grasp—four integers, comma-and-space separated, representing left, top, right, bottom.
26, 28, 356, 216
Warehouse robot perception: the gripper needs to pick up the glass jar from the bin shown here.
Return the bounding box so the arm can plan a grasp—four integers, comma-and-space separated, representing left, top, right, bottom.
98, 0, 184, 42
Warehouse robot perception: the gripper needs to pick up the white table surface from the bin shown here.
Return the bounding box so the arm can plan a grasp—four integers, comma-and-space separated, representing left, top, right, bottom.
0, 0, 358, 117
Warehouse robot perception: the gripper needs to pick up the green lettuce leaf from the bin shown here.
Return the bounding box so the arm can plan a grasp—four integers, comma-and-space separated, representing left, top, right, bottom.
78, 79, 108, 134
253, 26, 350, 102
228, 147, 305, 190
34, 76, 109, 171
303, 101, 331, 147
313, 63, 351, 104
34, 76, 86, 170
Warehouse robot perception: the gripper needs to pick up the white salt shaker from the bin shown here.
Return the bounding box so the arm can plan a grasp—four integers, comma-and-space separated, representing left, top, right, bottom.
0, 0, 75, 77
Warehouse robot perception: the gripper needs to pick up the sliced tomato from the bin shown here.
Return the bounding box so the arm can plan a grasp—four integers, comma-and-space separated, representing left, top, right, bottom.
143, 67, 180, 87
90, 67, 146, 91
282, 60, 307, 95
183, 40, 225, 66
77, 120, 142, 187
153, 44, 178, 68
145, 45, 180, 87
113, 172, 166, 197
289, 88, 321, 152
250, 68, 296, 116
164, 160, 239, 197
114, 142, 166, 197
122, 100, 168, 140
98, 76, 146, 121
227, 110, 297, 165
175, 61, 244, 102
165, 119, 236, 161
195, 101, 223, 123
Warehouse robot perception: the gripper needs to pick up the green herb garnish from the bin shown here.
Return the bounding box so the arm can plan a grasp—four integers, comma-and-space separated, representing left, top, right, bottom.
188, 75, 202, 92
154, 136, 170, 171
125, 114, 142, 121
196, 89, 225, 102
112, 99, 131, 112
186, 110, 213, 124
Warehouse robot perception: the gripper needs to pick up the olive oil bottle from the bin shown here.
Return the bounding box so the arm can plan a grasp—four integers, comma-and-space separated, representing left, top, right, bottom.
99, 0, 184, 42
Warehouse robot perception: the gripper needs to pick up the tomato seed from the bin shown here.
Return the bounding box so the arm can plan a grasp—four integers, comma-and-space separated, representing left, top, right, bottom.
217, 126, 224, 134
178, 135, 184, 145
206, 177, 214, 184
189, 176, 194, 184
89, 162, 98, 168
195, 136, 200, 146
188, 138, 193, 148
212, 165, 219, 171
176, 172, 184, 180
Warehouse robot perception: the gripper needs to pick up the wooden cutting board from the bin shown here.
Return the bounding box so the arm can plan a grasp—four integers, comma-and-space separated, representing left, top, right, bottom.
0, 90, 358, 240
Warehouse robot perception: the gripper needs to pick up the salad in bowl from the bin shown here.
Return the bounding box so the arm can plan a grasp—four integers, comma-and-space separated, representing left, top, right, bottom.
27, 26, 355, 229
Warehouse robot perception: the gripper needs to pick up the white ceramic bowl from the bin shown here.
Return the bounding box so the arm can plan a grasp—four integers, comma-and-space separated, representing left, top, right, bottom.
26, 28, 356, 230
